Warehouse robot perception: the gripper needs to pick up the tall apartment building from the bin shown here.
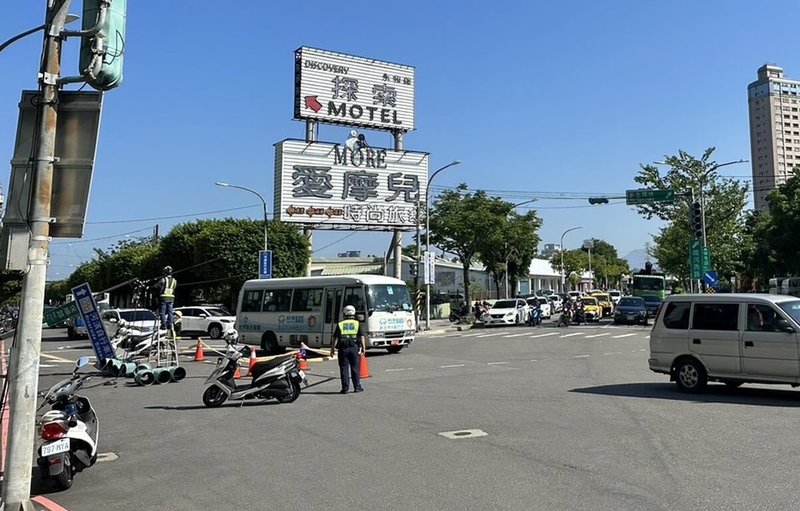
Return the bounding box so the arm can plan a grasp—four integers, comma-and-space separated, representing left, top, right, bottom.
748, 64, 800, 211
540, 243, 560, 258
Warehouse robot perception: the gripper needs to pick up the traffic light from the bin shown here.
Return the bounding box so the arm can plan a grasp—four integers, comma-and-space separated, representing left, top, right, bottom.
79, 0, 128, 91
588, 197, 609, 205
690, 201, 703, 239
409, 261, 418, 277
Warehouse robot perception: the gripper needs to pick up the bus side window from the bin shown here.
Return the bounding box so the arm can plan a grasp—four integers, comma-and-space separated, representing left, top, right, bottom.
242, 290, 263, 312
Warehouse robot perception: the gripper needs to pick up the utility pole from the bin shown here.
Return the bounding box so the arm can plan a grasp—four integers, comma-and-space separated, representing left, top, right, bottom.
2, 1, 72, 509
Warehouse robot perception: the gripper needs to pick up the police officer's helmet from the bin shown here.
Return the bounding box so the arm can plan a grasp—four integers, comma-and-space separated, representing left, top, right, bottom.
163, 266, 173, 275
343, 305, 356, 317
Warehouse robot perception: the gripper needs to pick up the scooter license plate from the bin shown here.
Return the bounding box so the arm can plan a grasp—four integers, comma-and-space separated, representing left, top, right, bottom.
41, 438, 70, 457
298, 370, 305, 380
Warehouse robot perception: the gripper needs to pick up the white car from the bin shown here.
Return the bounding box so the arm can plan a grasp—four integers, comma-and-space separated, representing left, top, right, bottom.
567, 291, 583, 302
481, 298, 528, 326
174, 306, 236, 339
548, 294, 563, 313
527, 297, 551, 319
608, 290, 622, 306
101, 309, 159, 337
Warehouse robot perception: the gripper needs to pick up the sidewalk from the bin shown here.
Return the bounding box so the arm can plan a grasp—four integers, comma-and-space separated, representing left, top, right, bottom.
416, 318, 482, 336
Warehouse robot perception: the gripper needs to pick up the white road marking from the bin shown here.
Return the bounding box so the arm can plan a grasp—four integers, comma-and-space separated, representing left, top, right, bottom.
38, 364, 57, 368
530, 332, 557, 338
560, 333, 582, 338
504, 333, 531, 338
385, 368, 413, 372
604, 352, 622, 355
645, 335, 650, 339
573, 355, 591, 358
462, 332, 482, 337
612, 333, 636, 339
585, 333, 610, 338
639, 349, 647, 352
440, 364, 465, 368
476, 334, 495, 338
530, 359, 539, 362
487, 362, 509, 366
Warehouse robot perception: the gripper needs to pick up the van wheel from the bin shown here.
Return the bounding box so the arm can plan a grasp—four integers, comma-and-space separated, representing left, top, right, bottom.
674, 358, 707, 393
261, 332, 284, 354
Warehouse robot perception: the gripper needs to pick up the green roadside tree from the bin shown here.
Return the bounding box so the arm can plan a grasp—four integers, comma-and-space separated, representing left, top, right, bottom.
479, 209, 542, 298
428, 184, 514, 316
0, 271, 23, 304
633, 148, 748, 282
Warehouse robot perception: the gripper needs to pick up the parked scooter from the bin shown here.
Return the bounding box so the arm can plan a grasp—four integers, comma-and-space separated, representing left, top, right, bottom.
109, 319, 170, 359
37, 356, 99, 490
449, 304, 471, 324
202, 330, 307, 408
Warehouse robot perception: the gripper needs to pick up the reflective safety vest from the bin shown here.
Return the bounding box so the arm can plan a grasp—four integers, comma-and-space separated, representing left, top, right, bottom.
337, 319, 360, 347
161, 276, 177, 299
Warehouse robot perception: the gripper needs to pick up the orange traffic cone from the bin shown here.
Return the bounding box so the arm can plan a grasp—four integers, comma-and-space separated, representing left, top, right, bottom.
299, 355, 309, 372
248, 348, 257, 376
194, 339, 205, 361
234, 365, 241, 379
359, 351, 370, 379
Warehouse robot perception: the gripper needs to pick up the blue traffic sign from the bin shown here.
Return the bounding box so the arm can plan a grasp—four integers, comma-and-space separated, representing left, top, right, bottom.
703, 271, 719, 287
71, 283, 114, 364
259, 250, 273, 279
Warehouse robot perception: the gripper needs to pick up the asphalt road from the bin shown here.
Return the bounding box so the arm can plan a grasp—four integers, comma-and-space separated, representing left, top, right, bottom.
20, 320, 800, 510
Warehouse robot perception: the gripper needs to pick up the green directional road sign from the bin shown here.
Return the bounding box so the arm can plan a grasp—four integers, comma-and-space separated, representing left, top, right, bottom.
690, 239, 712, 280
43, 301, 80, 327
626, 189, 676, 205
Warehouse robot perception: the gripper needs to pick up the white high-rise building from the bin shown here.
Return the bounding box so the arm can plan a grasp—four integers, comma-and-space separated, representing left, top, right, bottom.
748, 64, 800, 211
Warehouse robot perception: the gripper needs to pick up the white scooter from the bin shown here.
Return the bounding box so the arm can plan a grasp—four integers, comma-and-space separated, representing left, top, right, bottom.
109, 319, 170, 360
37, 356, 99, 490
202, 330, 307, 407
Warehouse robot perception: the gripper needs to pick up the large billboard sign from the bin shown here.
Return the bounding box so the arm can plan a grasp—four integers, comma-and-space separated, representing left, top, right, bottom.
294, 47, 415, 131
274, 139, 428, 230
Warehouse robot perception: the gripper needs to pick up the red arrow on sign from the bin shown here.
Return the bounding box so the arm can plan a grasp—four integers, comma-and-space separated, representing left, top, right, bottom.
304, 96, 322, 112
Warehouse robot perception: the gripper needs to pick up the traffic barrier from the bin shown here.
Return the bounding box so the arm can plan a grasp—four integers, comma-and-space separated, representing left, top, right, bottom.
169, 366, 187, 382
298, 353, 309, 372
194, 339, 205, 361
359, 352, 370, 379
152, 367, 172, 384
134, 370, 155, 386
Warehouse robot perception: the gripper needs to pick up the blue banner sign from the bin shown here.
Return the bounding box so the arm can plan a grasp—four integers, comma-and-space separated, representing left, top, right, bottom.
71, 283, 114, 364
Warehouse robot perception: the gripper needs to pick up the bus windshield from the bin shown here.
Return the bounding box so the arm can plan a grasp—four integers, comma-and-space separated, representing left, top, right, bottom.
632, 275, 667, 300
367, 284, 413, 312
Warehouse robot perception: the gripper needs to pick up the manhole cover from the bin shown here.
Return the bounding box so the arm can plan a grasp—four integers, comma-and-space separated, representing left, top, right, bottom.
438, 429, 488, 440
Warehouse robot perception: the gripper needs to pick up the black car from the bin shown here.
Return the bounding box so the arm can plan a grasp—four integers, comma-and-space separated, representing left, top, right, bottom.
613, 296, 648, 325
640, 295, 663, 318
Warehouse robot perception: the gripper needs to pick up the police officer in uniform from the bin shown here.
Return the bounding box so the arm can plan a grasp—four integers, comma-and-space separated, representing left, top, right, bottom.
330, 305, 366, 394
153, 266, 178, 333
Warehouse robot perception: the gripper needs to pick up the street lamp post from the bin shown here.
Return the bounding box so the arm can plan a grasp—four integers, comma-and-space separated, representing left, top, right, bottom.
503, 198, 537, 298
420, 160, 461, 331
0, 14, 79, 54
559, 227, 582, 292
215, 182, 268, 252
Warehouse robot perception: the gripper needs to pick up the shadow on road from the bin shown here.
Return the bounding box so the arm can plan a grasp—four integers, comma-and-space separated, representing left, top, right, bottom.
571, 382, 800, 407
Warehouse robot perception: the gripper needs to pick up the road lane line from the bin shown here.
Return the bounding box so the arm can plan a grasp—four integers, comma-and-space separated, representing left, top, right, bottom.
462, 332, 482, 337
585, 333, 610, 338
604, 352, 622, 355
611, 333, 636, 338
560, 333, 582, 338
504, 333, 530, 338
573, 355, 591, 358
440, 364, 465, 368
487, 362, 509, 365
40, 352, 76, 363
530, 332, 557, 338
476, 334, 495, 338
645, 335, 650, 339
385, 368, 413, 372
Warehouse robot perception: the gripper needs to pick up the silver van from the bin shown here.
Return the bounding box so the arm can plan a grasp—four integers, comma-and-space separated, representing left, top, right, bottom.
649, 293, 800, 393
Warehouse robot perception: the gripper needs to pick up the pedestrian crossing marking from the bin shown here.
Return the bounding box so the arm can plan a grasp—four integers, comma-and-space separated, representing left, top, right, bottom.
560, 333, 582, 338
529, 332, 557, 338
584, 333, 610, 338
611, 333, 636, 339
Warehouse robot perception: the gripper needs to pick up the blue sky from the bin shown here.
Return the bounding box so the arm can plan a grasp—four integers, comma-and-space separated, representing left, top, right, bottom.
0, 0, 789, 281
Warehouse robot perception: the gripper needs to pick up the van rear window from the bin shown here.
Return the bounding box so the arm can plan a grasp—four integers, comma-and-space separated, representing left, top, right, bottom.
662, 302, 690, 329
691, 303, 739, 331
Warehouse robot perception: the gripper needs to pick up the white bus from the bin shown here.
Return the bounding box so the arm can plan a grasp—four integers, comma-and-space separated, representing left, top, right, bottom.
780, 277, 800, 297
235, 275, 416, 354
769, 277, 786, 295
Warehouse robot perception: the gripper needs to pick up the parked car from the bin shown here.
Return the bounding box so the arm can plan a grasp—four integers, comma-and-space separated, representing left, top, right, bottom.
641, 295, 663, 317
613, 296, 648, 325
548, 294, 563, 313
592, 293, 614, 317
526, 297, 551, 319
100, 308, 159, 337
567, 291, 583, 302
66, 300, 111, 339
174, 306, 236, 339
608, 290, 622, 306
481, 298, 528, 326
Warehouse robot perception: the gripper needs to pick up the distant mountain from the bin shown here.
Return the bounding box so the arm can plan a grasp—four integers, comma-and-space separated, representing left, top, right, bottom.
623, 249, 653, 272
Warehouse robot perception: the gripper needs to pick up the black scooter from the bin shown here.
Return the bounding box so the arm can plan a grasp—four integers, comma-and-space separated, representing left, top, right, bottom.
449, 304, 471, 324
202, 330, 307, 407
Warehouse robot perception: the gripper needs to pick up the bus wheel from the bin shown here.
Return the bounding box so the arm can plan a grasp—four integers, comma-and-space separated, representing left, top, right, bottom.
262, 332, 284, 354
386, 346, 403, 354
